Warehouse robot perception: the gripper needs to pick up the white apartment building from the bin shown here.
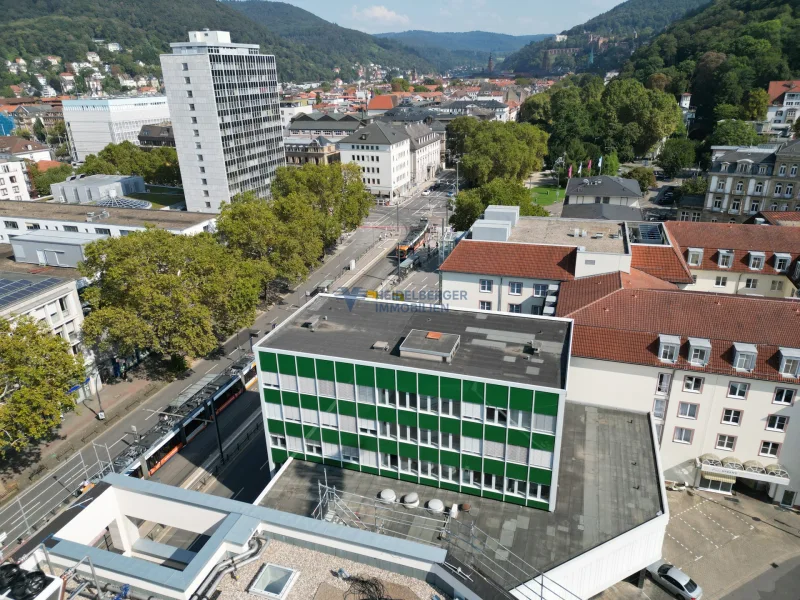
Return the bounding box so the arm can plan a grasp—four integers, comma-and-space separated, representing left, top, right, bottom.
0, 159, 31, 202
63, 97, 170, 162
279, 97, 312, 136
339, 121, 410, 204
404, 123, 439, 184
0, 272, 100, 402
564, 175, 643, 207
667, 220, 800, 298
767, 80, 800, 132
161, 30, 285, 213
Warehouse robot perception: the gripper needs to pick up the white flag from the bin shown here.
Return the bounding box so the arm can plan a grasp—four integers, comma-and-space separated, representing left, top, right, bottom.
578, 162, 582, 176
598, 156, 603, 170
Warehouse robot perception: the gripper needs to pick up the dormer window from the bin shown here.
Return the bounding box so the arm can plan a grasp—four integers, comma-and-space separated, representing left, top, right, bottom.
775, 253, 791, 272
659, 334, 680, 363
733, 343, 757, 372
759, 165, 767, 174
687, 248, 703, 267
779, 348, 800, 377
718, 250, 734, 268
749, 251, 765, 270
688, 338, 711, 366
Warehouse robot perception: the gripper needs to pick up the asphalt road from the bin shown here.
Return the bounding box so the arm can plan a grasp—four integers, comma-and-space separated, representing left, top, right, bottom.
720, 555, 800, 600
0, 177, 453, 553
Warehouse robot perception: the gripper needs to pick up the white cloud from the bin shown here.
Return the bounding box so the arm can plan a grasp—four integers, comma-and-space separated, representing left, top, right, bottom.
350, 5, 411, 26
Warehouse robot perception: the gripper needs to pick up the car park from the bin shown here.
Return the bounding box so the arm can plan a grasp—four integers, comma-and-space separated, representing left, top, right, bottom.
422, 190, 431, 196
646, 560, 702, 600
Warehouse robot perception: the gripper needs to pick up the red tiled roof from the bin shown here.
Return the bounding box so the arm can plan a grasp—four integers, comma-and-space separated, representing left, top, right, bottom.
567, 289, 800, 382
767, 80, 800, 104
630, 244, 693, 283
666, 221, 800, 274
440, 240, 576, 281
35, 160, 66, 172
367, 95, 396, 111
556, 269, 676, 317
757, 211, 800, 226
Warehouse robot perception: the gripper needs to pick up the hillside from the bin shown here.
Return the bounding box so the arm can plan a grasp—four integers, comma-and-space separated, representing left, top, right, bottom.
375, 30, 551, 54
223, 1, 437, 77
623, 0, 800, 129
502, 0, 711, 74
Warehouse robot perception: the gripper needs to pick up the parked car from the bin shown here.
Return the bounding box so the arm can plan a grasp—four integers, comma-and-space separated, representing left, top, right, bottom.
422, 189, 431, 196
646, 561, 702, 599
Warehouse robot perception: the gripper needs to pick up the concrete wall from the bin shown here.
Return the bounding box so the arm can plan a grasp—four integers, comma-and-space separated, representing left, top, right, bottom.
0, 217, 215, 244
51, 176, 145, 205
11, 238, 86, 268
683, 269, 796, 298
440, 270, 559, 314
573, 250, 631, 278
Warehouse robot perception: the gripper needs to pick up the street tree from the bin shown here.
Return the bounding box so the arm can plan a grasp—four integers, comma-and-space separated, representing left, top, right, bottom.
449, 191, 485, 231
78, 141, 181, 185
741, 89, 770, 121
80, 229, 260, 362
626, 166, 656, 192
28, 162, 72, 195
599, 152, 620, 176
709, 120, 760, 146
32, 118, 46, 143
0, 316, 85, 453
656, 138, 696, 178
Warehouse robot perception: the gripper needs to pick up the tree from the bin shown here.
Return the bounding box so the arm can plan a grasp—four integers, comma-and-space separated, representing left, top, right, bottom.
714, 104, 742, 121
0, 316, 85, 453
28, 162, 72, 195
79, 229, 261, 362
626, 166, 656, 192
656, 138, 696, 178
515, 77, 531, 86
599, 152, 620, 176
78, 141, 181, 185
741, 88, 770, 121
32, 118, 46, 143
793, 119, 800, 138
676, 176, 708, 199
449, 191, 485, 231
520, 94, 551, 128
413, 85, 429, 92
449, 179, 548, 231
14, 127, 31, 140
390, 77, 410, 92
709, 120, 760, 146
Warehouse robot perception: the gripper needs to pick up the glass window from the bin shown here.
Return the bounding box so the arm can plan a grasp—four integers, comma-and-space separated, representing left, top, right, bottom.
660, 344, 677, 362
479, 279, 493, 292
735, 351, 756, 371
767, 415, 789, 432
728, 382, 749, 399
716, 434, 736, 451
673, 427, 693, 444
462, 436, 482, 455
688, 250, 703, 266
533, 413, 556, 433
479, 301, 492, 311
678, 402, 698, 419
508, 304, 522, 313
781, 357, 800, 377
722, 408, 742, 425
462, 402, 483, 421
270, 435, 286, 448
715, 276, 727, 287
507, 444, 528, 464
683, 376, 703, 393
774, 388, 796, 405
530, 448, 553, 469
653, 398, 666, 419
485, 406, 507, 425
484, 439, 505, 459
760, 441, 780, 457
533, 284, 548, 297
509, 409, 532, 429
656, 373, 672, 394
509, 281, 522, 295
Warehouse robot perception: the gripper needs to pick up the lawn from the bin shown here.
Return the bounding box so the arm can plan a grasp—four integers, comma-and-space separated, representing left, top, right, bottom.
127, 189, 185, 209
529, 185, 563, 206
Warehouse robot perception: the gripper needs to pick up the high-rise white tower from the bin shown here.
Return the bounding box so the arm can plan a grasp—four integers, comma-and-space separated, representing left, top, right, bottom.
161, 30, 285, 213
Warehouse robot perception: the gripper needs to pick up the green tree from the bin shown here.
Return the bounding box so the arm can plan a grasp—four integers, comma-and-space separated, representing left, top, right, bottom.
80, 229, 260, 361
676, 176, 708, 199
793, 119, 800, 138
656, 138, 696, 178
413, 85, 429, 92
14, 127, 32, 140
449, 179, 548, 230
709, 120, 760, 146
599, 152, 620, 176
0, 316, 85, 453
28, 162, 72, 195
520, 93, 551, 128
515, 77, 532, 86
741, 88, 770, 121
78, 141, 181, 185
390, 77, 410, 92
32, 118, 46, 143
0, 86, 13, 98
714, 104, 743, 121
626, 166, 656, 192
449, 190, 485, 231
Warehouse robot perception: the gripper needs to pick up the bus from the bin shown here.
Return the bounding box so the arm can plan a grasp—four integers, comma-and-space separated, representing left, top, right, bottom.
111, 354, 258, 478
395, 221, 429, 261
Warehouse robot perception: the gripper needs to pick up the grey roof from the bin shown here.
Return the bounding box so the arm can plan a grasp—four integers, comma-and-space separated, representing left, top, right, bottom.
339, 121, 410, 147
713, 147, 776, 165
261, 402, 663, 576
560, 203, 643, 221
259, 294, 571, 390
402, 122, 439, 150
378, 107, 438, 123
8, 230, 107, 245
776, 139, 800, 158
566, 175, 643, 198
58, 174, 138, 187
676, 194, 704, 208
440, 99, 508, 110
0, 272, 67, 310
283, 135, 336, 147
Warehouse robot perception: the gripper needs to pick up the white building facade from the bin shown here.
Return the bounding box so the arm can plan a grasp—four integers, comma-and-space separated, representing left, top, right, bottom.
0, 159, 31, 201
339, 122, 410, 204
63, 97, 171, 162
161, 30, 285, 213
405, 123, 440, 185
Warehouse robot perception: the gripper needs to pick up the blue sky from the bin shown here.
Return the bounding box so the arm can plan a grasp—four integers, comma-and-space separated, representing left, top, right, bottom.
276, 0, 624, 35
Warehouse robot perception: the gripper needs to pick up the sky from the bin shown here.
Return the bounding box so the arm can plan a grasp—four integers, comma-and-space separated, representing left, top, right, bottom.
274, 0, 625, 36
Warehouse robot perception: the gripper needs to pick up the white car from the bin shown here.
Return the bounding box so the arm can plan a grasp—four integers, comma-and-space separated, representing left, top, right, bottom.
422, 190, 431, 196
647, 561, 702, 599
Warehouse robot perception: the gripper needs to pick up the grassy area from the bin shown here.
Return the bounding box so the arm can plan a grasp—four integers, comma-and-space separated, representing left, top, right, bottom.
128, 190, 185, 209
529, 185, 563, 206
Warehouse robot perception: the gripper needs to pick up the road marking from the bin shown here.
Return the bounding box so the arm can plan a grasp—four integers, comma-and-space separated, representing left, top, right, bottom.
145, 406, 163, 421
676, 516, 720, 548
260, 459, 270, 471
694, 555, 703, 561
204, 364, 217, 375
232, 488, 244, 500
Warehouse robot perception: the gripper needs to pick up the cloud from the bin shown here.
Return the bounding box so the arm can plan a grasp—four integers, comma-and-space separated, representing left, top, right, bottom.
350, 5, 411, 26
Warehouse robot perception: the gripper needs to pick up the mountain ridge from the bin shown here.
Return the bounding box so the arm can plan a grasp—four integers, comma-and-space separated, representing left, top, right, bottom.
374, 30, 552, 54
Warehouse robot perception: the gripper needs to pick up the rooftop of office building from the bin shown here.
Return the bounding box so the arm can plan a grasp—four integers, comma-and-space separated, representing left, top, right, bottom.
260, 402, 663, 577
0, 271, 68, 311
507, 217, 627, 253
257, 295, 571, 390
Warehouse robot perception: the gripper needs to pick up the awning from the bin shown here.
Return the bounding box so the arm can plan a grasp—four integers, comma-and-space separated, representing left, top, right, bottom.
767, 464, 789, 478
745, 460, 766, 474
700, 453, 722, 466
721, 456, 744, 470
701, 470, 737, 484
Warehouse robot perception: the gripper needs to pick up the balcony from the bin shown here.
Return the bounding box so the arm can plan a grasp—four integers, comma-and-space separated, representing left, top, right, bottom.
728, 208, 741, 215
711, 207, 723, 212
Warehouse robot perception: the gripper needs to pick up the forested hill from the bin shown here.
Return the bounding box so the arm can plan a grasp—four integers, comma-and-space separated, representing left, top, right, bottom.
0, 0, 432, 82
502, 0, 711, 74
375, 31, 551, 54
623, 0, 800, 129
222, 1, 436, 77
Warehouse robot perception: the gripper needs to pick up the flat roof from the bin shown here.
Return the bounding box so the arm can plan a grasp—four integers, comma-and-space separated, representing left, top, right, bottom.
0, 244, 82, 281
261, 402, 663, 576
10, 230, 107, 245
56, 174, 138, 187
508, 217, 626, 254
0, 200, 214, 230
0, 272, 68, 310
258, 295, 571, 390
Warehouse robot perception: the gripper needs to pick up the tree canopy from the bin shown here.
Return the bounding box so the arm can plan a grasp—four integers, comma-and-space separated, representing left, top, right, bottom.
626, 166, 657, 193
0, 316, 85, 453
657, 138, 696, 177
78, 141, 181, 185
28, 162, 73, 196
449, 179, 548, 231
709, 120, 761, 146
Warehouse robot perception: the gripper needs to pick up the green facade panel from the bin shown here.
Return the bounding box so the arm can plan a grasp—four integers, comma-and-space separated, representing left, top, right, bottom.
420, 477, 438, 487
306, 455, 323, 464
462, 420, 482, 439
264, 388, 281, 404
321, 428, 339, 444
377, 406, 397, 423
357, 403, 377, 420
509, 387, 533, 412
484, 424, 506, 444
485, 384, 509, 408
319, 398, 337, 413
505, 495, 526, 506
300, 394, 318, 410
281, 391, 299, 407
379, 439, 398, 454
535, 391, 559, 416
342, 462, 359, 472
440, 450, 459, 467
296, 356, 315, 378
355, 365, 375, 386
284, 422, 302, 438
277, 354, 296, 376
528, 499, 549, 510
303, 425, 320, 441
418, 413, 438, 430
399, 473, 418, 483
529, 467, 553, 485
396, 370, 417, 393
335, 362, 355, 384
463, 381, 484, 404
362, 466, 379, 475
323, 458, 342, 468
398, 410, 417, 427
380, 470, 399, 480
484, 458, 505, 477
267, 419, 285, 435
340, 432, 359, 448
440, 481, 459, 492
419, 446, 438, 463
440, 417, 460, 435
338, 400, 357, 416
271, 448, 288, 463
358, 436, 378, 451
506, 462, 527, 480
440, 376, 461, 401
461, 486, 481, 498
418, 374, 438, 397
376, 367, 396, 390
316, 359, 335, 381
507, 429, 531, 448
399, 442, 418, 459
483, 490, 503, 501
531, 433, 556, 452
462, 453, 482, 471
259, 351, 277, 373
288, 451, 303, 460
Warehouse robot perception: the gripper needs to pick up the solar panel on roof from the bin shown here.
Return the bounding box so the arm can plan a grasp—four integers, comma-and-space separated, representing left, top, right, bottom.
636, 223, 663, 244
0, 276, 63, 309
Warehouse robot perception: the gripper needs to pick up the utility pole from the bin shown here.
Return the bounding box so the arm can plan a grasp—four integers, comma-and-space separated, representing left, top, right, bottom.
396, 202, 401, 279
455, 158, 461, 196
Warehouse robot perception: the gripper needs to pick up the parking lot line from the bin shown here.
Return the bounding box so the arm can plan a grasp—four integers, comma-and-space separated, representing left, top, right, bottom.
677, 516, 720, 549
696, 507, 739, 539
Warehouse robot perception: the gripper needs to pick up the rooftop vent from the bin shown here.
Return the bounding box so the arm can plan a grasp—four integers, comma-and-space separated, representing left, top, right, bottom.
426, 331, 442, 340
399, 329, 460, 363
372, 341, 390, 351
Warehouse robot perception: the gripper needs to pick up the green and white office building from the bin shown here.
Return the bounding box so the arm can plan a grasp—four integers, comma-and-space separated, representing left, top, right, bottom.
256, 295, 571, 512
